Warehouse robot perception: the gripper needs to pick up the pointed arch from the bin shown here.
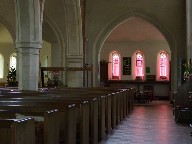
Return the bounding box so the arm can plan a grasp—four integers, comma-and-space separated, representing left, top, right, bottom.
43, 14, 64, 67
0, 15, 15, 41
92, 9, 177, 88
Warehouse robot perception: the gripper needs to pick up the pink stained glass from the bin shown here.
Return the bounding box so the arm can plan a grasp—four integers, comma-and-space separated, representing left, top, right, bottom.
136, 52, 143, 76
112, 52, 119, 78
160, 52, 167, 77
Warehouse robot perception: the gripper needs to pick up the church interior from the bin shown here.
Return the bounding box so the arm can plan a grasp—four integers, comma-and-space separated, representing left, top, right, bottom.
0, 0, 192, 144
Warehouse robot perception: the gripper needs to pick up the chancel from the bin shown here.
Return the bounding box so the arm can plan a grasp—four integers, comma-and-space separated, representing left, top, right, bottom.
0, 0, 192, 144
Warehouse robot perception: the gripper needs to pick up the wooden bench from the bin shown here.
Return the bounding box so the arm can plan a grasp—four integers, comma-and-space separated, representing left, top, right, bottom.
0, 99, 90, 144
39, 88, 110, 140
0, 95, 98, 144
0, 89, 109, 143
47, 87, 132, 128
58, 87, 134, 114
0, 87, 135, 143
38, 87, 132, 139
0, 117, 35, 144
38, 87, 132, 137
0, 109, 59, 144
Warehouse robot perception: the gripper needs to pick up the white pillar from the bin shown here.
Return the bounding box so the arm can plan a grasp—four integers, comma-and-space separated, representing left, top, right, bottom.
15, 0, 44, 91
18, 48, 40, 90
186, 0, 192, 60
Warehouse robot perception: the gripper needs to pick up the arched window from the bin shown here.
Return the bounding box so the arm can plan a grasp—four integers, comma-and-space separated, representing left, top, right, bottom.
159, 51, 169, 79
0, 53, 4, 78
112, 51, 120, 79
10, 53, 17, 69
136, 51, 143, 77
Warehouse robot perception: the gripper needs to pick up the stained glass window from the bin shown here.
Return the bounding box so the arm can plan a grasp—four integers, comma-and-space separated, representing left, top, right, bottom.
112, 51, 120, 79
136, 51, 143, 77
160, 51, 167, 78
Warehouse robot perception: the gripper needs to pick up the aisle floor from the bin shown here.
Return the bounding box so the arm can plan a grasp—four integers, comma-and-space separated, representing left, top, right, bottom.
100, 101, 192, 144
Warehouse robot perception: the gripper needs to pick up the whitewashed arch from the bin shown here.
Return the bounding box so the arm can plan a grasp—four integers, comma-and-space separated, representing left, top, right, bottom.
92, 9, 177, 92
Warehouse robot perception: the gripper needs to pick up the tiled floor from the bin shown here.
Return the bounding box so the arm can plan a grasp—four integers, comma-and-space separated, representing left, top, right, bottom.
100, 101, 192, 144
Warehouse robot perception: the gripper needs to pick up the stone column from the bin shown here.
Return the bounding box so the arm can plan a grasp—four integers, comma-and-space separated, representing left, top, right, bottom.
15, 0, 44, 91
186, 0, 192, 60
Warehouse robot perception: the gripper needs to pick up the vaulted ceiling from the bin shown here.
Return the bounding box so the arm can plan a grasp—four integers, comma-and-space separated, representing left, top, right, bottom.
0, 23, 13, 43
106, 17, 166, 43
0, 16, 166, 44
42, 22, 58, 43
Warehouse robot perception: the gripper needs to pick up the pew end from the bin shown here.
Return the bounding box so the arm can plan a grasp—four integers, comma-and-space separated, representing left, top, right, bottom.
0, 117, 35, 144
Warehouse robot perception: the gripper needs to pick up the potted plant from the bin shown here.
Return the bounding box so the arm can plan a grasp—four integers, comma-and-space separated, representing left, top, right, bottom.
7, 67, 18, 87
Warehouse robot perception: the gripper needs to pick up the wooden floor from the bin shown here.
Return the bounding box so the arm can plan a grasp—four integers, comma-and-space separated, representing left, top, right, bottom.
100, 101, 192, 144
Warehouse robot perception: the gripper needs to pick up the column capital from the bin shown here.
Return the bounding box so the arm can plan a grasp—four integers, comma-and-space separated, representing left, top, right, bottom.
15, 41, 42, 49
17, 47, 40, 55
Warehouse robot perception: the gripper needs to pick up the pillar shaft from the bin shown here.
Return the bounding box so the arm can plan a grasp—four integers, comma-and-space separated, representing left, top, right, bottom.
187, 0, 192, 60
18, 48, 40, 90
15, 0, 43, 90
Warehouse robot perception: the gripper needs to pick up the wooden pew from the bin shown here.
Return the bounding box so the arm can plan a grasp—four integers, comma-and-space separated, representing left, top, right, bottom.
0, 90, 105, 143
3, 89, 105, 143
0, 87, 135, 143
0, 99, 89, 144
56, 87, 132, 116
0, 109, 59, 144
47, 87, 130, 129
39, 89, 107, 140
38, 87, 130, 137
0, 95, 98, 144
0, 117, 35, 144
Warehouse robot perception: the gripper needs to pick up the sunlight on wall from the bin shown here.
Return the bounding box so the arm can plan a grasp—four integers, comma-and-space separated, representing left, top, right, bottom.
0, 53, 4, 78
10, 53, 17, 69
40, 40, 52, 83
40, 40, 51, 67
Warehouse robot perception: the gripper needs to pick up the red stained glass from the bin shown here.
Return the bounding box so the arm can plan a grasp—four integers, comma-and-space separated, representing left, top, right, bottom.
112, 52, 120, 79
136, 52, 143, 76
160, 51, 167, 77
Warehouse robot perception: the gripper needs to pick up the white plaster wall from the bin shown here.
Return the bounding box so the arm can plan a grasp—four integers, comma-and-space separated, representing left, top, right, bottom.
40, 40, 51, 84
0, 23, 15, 83
101, 41, 170, 80
40, 40, 51, 67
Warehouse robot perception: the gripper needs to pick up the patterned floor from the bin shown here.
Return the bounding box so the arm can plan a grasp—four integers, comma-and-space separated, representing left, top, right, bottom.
100, 101, 192, 144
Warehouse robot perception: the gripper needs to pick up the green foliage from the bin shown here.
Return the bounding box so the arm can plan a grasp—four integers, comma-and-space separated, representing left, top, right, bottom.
7, 67, 16, 82
183, 61, 192, 78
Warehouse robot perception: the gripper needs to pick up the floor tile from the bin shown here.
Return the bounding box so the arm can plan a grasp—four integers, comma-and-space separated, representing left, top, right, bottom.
100, 101, 192, 144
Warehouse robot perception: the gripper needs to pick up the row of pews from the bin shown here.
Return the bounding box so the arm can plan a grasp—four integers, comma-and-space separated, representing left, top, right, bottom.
0, 87, 135, 144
